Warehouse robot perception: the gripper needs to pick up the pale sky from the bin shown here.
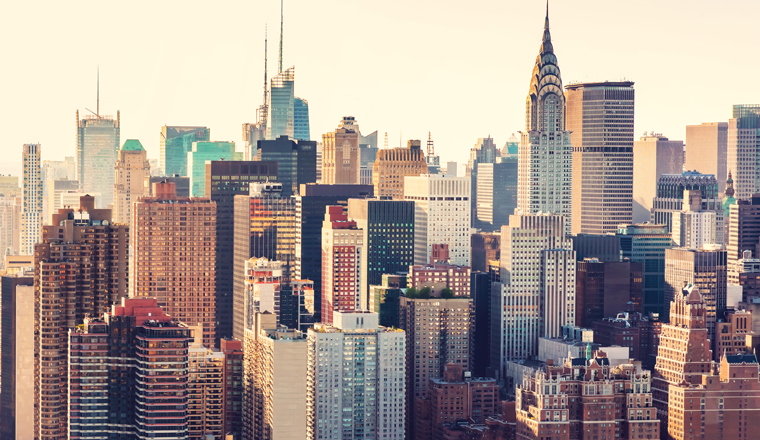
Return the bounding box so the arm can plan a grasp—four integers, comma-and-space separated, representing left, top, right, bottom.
1, 0, 757, 177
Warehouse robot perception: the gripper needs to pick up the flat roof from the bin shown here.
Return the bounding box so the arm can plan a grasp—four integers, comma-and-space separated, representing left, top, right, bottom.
565, 81, 635, 90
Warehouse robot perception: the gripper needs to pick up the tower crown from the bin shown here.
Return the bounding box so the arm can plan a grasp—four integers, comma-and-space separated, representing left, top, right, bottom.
526, 3, 564, 132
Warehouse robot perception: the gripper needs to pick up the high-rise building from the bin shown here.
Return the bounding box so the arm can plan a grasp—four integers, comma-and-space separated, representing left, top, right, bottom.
68, 297, 191, 439
243, 257, 284, 330
575, 258, 643, 327
220, 338, 244, 439
21, 143, 42, 256
294, 97, 310, 140
467, 137, 499, 224
492, 214, 575, 372
322, 116, 361, 184
515, 353, 660, 440
295, 184, 373, 323
233, 181, 296, 339
131, 181, 217, 347
398, 296, 473, 439
664, 247, 727, 358
517, 10, 573, 236
76, 111, 120, 208
0, 273, 34, 439
187, 141, 242, 197
307, 312, 406, 440
34, 194, 130, 438
369, 274, 407, 328
45, 178, 79, 224
685, 122, 728, 194
347, 198, 416, 289
671, 190, 717, 248
243, 122, 266, 161
207, 160, 278, 340
256, 135, 317, 196
415, 364, 499, 440
727, 194, 760, 278
476, 159, 518, 232
728, 104, 760, 200
651, 171, 722, 240
566, 81, 635, 235
633, 133, 685, 222
321, 206, 366, 324
404, 174, 471, 266
722, 172, 737, 243
160, 125, 210, 176
372, 139, 428, 200
244, 312, 307, 440
188, 335, 225, 439
0, 175, 20, 198
471, 231, 500, 273
617, 223, 672, 316
407, 263, 471, 297
652, 285, 714, 436
113, 139, 150, 225
267, 67, 296, 140
0, 195, 20, 266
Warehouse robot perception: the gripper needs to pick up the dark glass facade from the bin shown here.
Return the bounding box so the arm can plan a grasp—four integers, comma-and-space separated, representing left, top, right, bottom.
572, 233, 622, 263
161, 126, 210, 177
206, 161, 278, 341
295, 184, 373, 323
475, 160, 518, 232
256, 136, 317, 197
576, 259, 643, 328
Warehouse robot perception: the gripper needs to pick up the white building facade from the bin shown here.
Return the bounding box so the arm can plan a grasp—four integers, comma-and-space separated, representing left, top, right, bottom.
404, 174, 471, 266
306, 312, 405, 440
21, 144, 42, 256
491, 214, 575, 378
516, 13, 573, 236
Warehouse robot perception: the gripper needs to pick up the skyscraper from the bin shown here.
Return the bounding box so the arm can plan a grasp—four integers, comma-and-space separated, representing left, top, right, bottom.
404, 174, 471, 266
294, 97, 310, 140
0, 273, 34, 439
372, 139, 428, 200
671, 190, 717, 248
322, 116, 362, 185
233, 181, 296, 340
45, 178, 79, 224
467, 137, 499, 225
306, 312, 405, 440
347, 198, 416, 289
492, 214, 575, 372
187, 141, 242, 197
68, 297, 191, 439
21, 143, 42, 255
34, 195, 129, 439
131, 181, 217, 347
727, 194, 760, 278
242, 257, 284, 330
664, 247, 727, 357
256, 135, 317, 197
187, 335, 225, 438
617, 223, 673, 316
160, 125, 210, 176
565, 81, 635, 235
244, 312, 307, 440
685, 122, 728, 194
398, 296, 473, 438
576, 258, 643, 327
476, 159, 518, 232
517, 10, 573, 236
0, 195, 20, 266
207, 160, 278, 340
727, 104, 760, 200
76, 110, 120, 208
295, 184, 373, 323
321, 206, 366, 324
267, 67, 296, 140
632, 133, 684, 222
113, 139, 150, 225
651, 171, 721, 237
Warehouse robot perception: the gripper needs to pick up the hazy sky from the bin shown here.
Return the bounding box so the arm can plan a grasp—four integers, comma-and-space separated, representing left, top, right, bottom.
1, 0, 757, 176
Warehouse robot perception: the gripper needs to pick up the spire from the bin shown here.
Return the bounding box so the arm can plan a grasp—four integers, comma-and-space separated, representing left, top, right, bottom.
263, 26, 268, 107
427, 132, 435, 156
725, 170, 735, 198
96, 65, 100, 117
545, 0, 549, 30
278, 0, 284, 74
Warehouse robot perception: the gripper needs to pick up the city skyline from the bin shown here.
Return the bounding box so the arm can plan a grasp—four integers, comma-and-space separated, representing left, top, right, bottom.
2, 0, 758, 176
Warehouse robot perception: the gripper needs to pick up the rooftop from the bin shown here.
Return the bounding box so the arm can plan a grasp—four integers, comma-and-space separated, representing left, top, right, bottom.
121, 139, 145, 151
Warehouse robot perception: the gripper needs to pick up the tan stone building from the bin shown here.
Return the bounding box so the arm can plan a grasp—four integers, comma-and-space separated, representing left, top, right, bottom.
685, 122, 728, 194
372, 140, 428, 199
188, 335, 225, 439
113, 139, 150, 225
321, 116, 360, 184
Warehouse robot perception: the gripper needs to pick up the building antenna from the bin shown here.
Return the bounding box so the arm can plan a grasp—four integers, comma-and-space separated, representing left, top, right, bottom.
264, 25, 268, 107
278, 0, 284, 74
384, 132, 389, 149
427, 132, 435, 156
97, 65, 100, 117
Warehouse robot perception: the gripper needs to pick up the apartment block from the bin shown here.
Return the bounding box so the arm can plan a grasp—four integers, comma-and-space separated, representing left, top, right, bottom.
321, 206, 366, 324
21, 143, 42, 255
408, 263, 471, 297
